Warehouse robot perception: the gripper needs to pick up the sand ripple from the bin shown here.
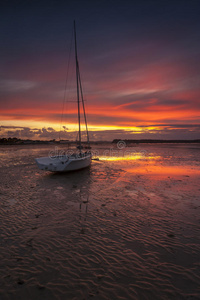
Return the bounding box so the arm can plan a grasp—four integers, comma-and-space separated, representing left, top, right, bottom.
0, 144, 200, 299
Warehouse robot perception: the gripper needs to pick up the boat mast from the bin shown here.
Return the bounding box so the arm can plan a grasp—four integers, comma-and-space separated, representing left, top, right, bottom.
74, 21, 81, 151
78, 69, 90, 146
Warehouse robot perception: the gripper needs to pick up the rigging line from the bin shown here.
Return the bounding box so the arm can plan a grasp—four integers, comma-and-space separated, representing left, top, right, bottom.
77, 65, 90, 145
59, 26, 73, 141
74, 20, 82, 151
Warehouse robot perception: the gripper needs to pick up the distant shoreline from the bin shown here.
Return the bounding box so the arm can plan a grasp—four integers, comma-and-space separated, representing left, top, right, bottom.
0, 138, 200, 145
112, 139, 200, 144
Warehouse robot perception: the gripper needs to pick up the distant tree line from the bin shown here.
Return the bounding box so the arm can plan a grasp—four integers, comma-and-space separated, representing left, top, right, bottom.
0, 137, 55, 144
112, 139, 200, 144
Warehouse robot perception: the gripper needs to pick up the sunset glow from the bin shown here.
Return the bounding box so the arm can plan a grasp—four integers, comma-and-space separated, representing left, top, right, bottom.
1, 1, 200, 140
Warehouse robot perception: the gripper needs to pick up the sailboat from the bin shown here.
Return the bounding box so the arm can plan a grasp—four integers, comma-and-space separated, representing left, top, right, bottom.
35, 22, 92, 172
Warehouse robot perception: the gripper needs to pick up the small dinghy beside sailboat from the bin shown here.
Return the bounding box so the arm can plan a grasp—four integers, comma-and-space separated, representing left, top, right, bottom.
35, 21, 92, 172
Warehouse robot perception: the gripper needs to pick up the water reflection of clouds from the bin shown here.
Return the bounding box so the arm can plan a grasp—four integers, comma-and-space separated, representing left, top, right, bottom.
97, 148, 200, 179
100, 152, 161, 161
126, 165, 200, 176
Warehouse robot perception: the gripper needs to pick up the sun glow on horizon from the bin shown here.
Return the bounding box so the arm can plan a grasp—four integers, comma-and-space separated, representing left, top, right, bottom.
1, 119, 163, 134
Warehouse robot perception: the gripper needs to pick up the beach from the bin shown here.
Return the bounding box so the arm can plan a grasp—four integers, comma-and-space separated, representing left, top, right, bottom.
0, 143, 200, 300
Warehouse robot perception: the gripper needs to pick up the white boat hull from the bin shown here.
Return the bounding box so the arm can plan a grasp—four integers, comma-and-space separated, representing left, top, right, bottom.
35, 153, 92, 172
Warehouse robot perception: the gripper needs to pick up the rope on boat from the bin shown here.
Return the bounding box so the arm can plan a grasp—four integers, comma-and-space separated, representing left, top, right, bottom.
59, 25, 74, 141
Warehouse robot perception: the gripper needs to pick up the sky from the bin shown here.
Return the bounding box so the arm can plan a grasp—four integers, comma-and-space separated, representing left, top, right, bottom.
0, 0, 200, 141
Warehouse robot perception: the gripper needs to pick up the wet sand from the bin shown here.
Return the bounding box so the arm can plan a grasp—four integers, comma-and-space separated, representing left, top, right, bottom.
0, 143, 200, 299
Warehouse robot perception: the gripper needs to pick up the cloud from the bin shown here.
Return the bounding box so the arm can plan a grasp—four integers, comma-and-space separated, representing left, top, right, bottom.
0, 125, 26, 129
0, 1, 199, 140
0, 80, 37, 93
1, 124, 200, 141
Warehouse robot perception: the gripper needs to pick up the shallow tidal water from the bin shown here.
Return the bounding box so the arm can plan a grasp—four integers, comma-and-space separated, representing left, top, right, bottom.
0, 143, 200, 300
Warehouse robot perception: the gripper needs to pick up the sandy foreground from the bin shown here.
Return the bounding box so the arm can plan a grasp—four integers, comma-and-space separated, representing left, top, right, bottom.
0, 143, 200, 300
